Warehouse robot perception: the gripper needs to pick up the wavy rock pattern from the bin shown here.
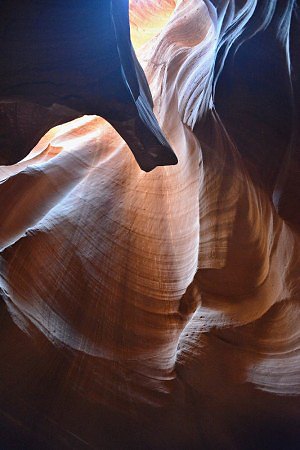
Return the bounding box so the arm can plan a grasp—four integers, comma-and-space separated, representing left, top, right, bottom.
0, 1, 299, 448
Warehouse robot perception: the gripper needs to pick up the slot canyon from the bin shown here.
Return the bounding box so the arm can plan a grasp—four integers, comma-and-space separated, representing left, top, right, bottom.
0, 1, 299, 448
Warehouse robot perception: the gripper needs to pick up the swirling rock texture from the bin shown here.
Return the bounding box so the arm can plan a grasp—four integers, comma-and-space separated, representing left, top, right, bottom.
0, 0, 299, 448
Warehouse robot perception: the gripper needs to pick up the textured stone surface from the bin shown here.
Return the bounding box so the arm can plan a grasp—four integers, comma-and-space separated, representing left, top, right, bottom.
0, 1, 299, 448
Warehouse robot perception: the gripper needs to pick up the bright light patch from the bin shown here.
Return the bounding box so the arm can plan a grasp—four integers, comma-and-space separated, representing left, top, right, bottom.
129, 0, 176, 50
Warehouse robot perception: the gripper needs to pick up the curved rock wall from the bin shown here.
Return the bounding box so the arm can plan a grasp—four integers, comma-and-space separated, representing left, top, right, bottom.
0, 1, 299, 448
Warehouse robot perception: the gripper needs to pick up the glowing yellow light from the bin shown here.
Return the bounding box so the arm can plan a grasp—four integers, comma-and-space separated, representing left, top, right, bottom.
129, 0, 176, 50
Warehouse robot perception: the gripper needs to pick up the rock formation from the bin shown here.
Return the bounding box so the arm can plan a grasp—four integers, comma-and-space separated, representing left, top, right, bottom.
0, 0, 177, 171
0, 1, 299, 448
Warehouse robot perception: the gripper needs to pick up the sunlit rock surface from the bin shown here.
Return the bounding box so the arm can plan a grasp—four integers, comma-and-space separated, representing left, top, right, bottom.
0, 1, 299, 448
130, 0, 176, 48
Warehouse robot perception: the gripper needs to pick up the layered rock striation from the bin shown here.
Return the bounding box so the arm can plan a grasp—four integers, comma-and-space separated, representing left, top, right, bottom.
0, 1, 299, 448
